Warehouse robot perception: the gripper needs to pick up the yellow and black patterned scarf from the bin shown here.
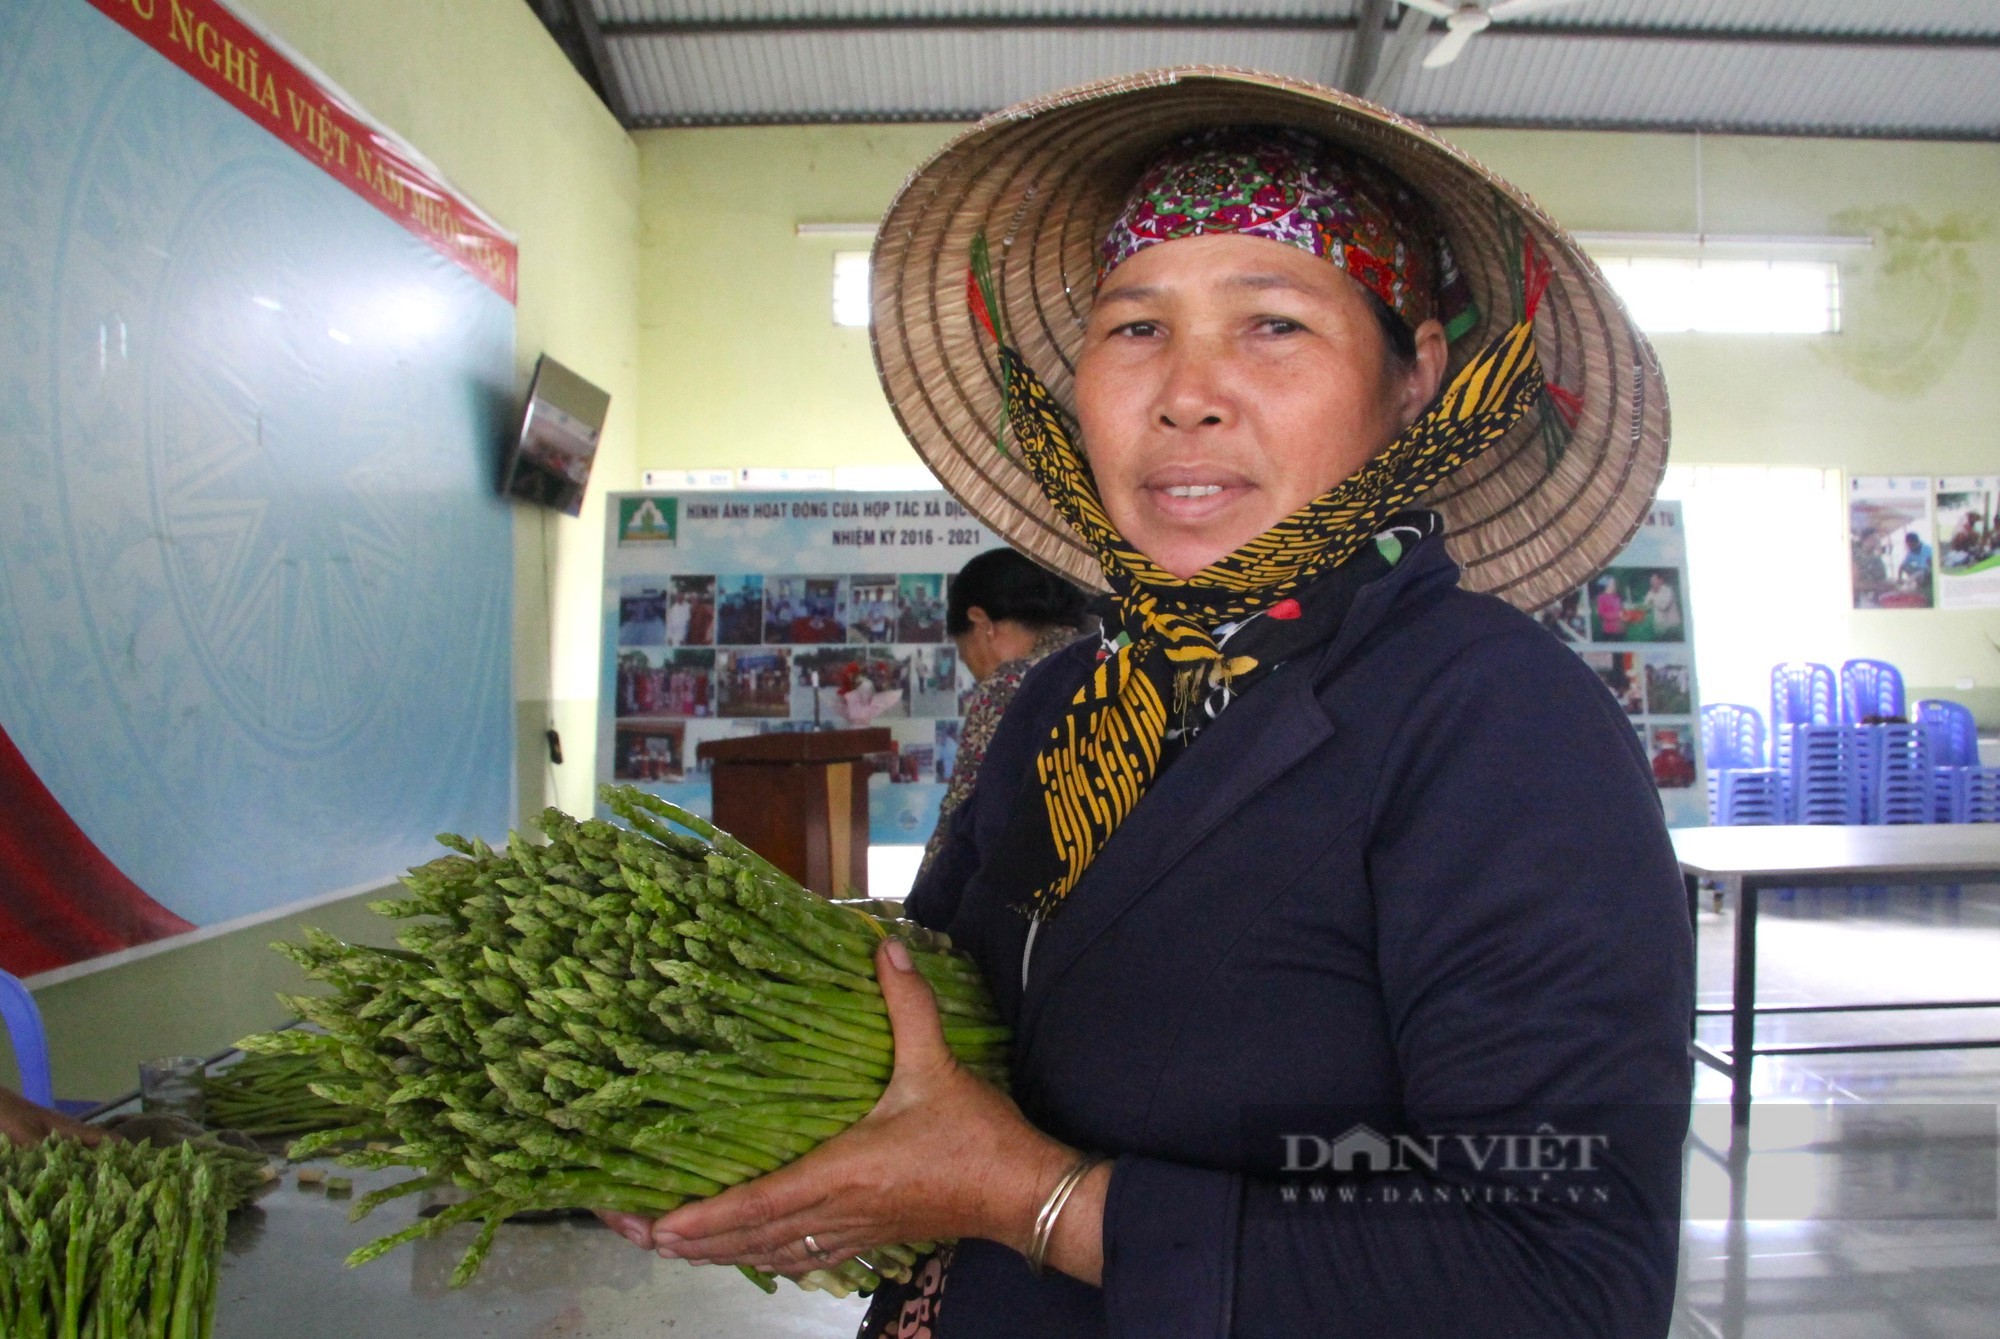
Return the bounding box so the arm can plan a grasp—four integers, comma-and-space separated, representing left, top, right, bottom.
967, 229, 1559, 921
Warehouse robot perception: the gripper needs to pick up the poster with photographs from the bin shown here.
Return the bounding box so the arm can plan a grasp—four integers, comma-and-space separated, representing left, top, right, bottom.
601, 491, 999, 844
1535, 501, 1704, 827
1848, 476, 1935, 609
1933, 475, 2000, 609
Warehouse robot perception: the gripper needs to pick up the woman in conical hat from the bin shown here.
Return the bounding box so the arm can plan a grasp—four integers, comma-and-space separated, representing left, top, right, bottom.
612, 69, 1692, 1338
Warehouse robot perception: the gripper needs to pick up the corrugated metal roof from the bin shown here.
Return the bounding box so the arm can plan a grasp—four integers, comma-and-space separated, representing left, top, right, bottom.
1502, 0, 2000, 37
548, 1, 2000, 137
610, 28, 1356, 119
1384, 36, 2000, 137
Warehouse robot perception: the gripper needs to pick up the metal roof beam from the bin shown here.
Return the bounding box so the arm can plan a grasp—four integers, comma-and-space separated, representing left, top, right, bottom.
564, 0, 632, 124
604, 14, 1364, 36
1341, 0, 1392, 92
599, 16, 2000, 52
626, 107, 2000, 143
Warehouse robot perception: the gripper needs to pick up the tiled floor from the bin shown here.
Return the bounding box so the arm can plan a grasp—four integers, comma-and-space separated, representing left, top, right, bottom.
1672, 884, 2000, 1338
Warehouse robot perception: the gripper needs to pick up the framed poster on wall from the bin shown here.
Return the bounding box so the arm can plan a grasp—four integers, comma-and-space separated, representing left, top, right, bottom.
1934, 475, 2000, 609
599, 491, 998, 845
1849, 476, 1936, 610
1535, 501, 1704, 827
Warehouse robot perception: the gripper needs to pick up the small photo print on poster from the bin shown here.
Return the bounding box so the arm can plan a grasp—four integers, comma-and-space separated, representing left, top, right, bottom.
1849, 476, 1935, 609
1584, 651, 1644, 715
935, 719, 962, 783
1643, 655, 1693, 716
613, 720, 686, 782
791, 647, 911, 725
1589, 567, 1685, 643
618, 577, 668, 647
897, 574, 947, 642
665, 575, 717, 646
1649, 724, 1697, 789
615, 648, 715, 718
718, 649, 793, 717
909, 645, 960, 717
1535, 586, 1589, 644
891, 744, 935, 784
767, 576, 848, 644
839, 649, 911, 726
848, 574, 900, 646
716, 575, 765, 645
792, 646, 861, 721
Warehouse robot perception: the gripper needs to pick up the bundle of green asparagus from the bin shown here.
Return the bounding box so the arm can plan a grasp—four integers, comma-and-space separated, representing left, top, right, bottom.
242, 784, 1005, 1296
0, 1136, 266, 1339
199, 1052, 369, 1138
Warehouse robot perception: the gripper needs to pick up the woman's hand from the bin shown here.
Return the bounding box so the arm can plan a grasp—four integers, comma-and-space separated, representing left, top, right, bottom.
0, 1085, 103, 1148
614, 937, 1082, 1279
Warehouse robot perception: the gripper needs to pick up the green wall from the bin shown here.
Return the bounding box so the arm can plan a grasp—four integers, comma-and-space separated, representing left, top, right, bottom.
1445, 130, 2000, 476
636, 125, 955, 471
18, 896, 404, 1101
18, 0, 641, 1101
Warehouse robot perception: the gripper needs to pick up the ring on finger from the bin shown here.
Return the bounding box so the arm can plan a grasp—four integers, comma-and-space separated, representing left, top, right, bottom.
802, 1232, 834, 1263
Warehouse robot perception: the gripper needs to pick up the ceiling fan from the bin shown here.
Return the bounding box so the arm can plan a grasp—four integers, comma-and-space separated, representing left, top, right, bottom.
1399, 0, 1593, 70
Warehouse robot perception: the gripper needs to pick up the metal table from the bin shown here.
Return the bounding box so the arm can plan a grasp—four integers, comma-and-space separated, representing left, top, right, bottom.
212, 1162, 868, 1339
1672, 824, 2000, 1126
82, 1064, 870, 1337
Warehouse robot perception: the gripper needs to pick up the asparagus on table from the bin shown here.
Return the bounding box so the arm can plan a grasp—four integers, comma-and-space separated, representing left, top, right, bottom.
198, 1052, 369, 1138
241, 783, 1007, 1297
0, 1136, 261, 1339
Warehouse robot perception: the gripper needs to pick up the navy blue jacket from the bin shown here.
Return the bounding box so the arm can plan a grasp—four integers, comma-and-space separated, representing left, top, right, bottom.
903, 525, 1694, 1338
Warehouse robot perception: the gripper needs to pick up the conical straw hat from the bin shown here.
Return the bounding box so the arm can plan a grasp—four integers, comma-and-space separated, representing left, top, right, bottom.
871, 67, 1669, 612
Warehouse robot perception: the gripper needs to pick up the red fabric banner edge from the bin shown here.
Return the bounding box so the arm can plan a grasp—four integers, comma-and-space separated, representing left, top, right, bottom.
0, 724, 195, 979
82, 0, 519, 304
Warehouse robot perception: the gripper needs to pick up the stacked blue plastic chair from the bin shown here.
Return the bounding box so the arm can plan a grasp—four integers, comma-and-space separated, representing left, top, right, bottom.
1771, 661, 1863, 824
1702, 704, 1783, 825
1917, 698, 2000, 823
1841, 659, 1931, 824
0, 968, 55, 1108
1840, 659, 1905, 723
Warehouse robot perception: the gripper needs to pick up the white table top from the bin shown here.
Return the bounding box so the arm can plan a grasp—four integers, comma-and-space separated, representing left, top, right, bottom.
1671, 824, 2000, 882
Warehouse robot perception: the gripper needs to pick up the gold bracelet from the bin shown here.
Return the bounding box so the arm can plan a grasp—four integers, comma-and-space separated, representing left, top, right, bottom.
1026, 1153, 1107, 1276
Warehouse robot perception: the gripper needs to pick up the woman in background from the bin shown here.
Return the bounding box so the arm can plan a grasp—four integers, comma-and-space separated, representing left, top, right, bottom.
919, 549, 1089, 879
1595, 574, 1629, 640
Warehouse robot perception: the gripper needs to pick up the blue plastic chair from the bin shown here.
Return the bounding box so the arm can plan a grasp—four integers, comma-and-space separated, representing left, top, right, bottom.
1771, 662, 1838, 730
1918, 698, 1980, 767
1917, 699, 2000, 823
0, 969, 55, 1107
1702, 704, 1767, 769
1701, 704, 1783, 826
1859, 723, 1934, 824
1770, 664, 1862, 823
1841, 659, 1907, 725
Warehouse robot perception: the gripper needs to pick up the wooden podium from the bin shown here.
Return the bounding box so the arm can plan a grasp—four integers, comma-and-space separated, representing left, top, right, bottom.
695, 728, 891, 898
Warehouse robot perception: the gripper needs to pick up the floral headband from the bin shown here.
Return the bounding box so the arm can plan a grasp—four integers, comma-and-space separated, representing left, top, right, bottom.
1099, 127, 1480, 342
